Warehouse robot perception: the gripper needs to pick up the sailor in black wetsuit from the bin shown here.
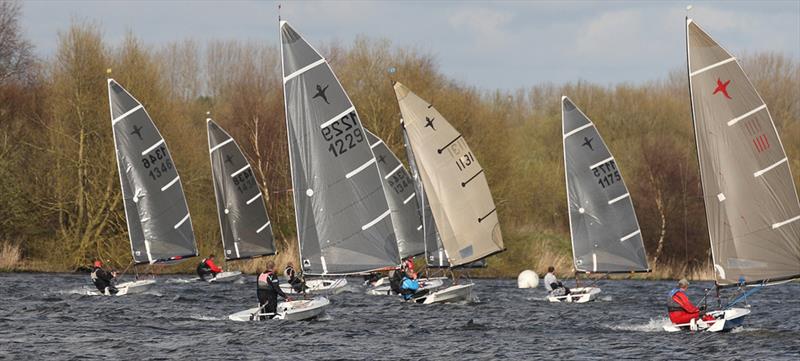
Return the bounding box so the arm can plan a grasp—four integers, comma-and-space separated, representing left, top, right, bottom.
256, 261, 290, 320
91, 260, 118, 295
284, 262, 305, 293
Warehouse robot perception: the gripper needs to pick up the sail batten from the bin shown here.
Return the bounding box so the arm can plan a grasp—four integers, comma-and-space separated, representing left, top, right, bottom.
686, 18, 800, 286
280, 21, 399, 275
394, 82, 503, 267
207, 119, 276, 261
561, 96, 649, 273
107, 79, 198, 265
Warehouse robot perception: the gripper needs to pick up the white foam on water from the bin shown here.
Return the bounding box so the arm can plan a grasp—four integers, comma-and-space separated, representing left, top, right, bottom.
730, 326, 760, 333
165, 278, 197, 284
607, 317, 673, 333
191, 315, 225, 321
600, 295, 613, 302
61, 287, 102, 296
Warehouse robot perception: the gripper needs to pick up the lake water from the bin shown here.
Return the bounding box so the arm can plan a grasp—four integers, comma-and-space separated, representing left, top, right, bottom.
1, 273, 798, 360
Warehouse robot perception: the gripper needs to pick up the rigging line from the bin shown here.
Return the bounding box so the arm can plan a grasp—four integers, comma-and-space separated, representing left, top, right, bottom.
461, 169, 484, 187
437, 135, 462, 154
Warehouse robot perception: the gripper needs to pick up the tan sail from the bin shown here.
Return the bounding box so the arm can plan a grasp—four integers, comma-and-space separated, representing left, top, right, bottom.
393, 82, 503, 267
687, 18, 800, 286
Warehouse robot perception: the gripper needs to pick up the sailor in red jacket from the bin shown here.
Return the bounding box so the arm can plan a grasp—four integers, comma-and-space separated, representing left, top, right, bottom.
667, 278, 706, 324
196, 254, 223, 281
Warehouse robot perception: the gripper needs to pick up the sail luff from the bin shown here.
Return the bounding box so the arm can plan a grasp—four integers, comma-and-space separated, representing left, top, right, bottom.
686, 18, 800, 285
107, 79, 198, 265
207, 118, 276, 261
280, 21, 399, 275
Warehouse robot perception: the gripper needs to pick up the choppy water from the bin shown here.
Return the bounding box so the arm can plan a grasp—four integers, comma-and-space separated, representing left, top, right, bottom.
1, 273, 798, 360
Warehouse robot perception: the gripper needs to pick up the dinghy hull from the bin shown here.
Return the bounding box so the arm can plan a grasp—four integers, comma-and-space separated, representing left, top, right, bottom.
367, 277, 445, 296
228, 296, 330, 322
207, 271, 242, 283
662, 308, 750, 332
413, 283, 474, 304
547, 286, 600, 303
280, 278, 348, 295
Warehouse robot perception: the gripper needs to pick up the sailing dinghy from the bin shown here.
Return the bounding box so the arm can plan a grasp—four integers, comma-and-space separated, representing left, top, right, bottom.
278, 21, 401, 296
393, 82, 504, 304
363, 129, 444, 296
206, 117, 277, 283
663, 18, 800, 332
101, 79, 199, 295
558, 97, 650, 303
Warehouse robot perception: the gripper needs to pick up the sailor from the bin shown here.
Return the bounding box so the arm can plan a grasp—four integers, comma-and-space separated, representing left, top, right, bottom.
399, 271, 421, 301
543, 266, 570, 296
257, 261, 290, 319
667, 278, 706, 325
402, 257, 415, 274
284, 262, 305, 292
196, 254, 222, 281
90, 260, 118, 295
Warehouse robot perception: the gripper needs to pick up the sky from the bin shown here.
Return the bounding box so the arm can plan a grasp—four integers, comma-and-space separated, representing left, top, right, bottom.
19, 0, 800, 91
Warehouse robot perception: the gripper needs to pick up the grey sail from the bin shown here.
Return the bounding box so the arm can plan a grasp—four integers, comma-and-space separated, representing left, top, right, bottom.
280, 21, 399, 275
686, 19, 800, 286
365, 129, 424, 260
394, 82, 504, 267
107, 79, 198, 264
402, 123, 485, 268
561, 96, 650, 273
207, 118, 276, 260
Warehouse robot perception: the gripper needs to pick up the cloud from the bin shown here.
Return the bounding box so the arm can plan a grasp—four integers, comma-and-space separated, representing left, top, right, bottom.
448, 7, 514, 49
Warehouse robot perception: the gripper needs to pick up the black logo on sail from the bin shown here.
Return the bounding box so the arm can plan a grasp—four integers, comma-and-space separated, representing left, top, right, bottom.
312, 84, 330, 104
425, 117, 436, 131
130, 125, 143, 141
582, 136, 594, 151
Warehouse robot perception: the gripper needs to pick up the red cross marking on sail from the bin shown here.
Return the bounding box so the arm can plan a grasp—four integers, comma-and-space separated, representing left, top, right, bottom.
713, 78, 732, 99
752, 134, 770, 153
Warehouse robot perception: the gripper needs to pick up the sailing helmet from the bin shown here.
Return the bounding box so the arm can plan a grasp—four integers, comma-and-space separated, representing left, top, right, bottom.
93, 260, 102, 267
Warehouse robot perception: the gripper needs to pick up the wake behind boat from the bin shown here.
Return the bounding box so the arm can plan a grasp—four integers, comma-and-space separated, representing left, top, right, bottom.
555, 96, 650, 303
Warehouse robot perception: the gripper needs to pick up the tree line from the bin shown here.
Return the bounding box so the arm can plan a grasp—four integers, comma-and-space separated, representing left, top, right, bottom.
1, 4, 797, 277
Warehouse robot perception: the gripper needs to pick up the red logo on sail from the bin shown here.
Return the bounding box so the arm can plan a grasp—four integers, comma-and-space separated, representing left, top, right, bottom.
753, 134, 770, 153
713, 78, 731, 99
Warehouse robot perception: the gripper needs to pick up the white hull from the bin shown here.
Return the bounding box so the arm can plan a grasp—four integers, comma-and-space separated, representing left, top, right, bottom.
367, 277, 445, 296
547, 287, 600, 303
91, 279, 156, 296
207, 271, 242, 283
280, 278, 347, 295
228, 296, 330, 322
413, 283, 474, 304
663, 308, 750, 332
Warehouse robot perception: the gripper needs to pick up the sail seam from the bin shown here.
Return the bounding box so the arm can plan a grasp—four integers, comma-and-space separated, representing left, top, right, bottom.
462, 169, 484, 187
346, 158, 375, 179
607, 193, 630, 205
620, 229, 641, 242
727, 104, 767, 126
589, 156, 614, 170
209, 138, 234, 153
772, 215, 800, 230
141, 139, 165, 156
112, 105, 143, 125
246, 192, 262, 205
403, 193, 416, 204
256, 221, 271, 234
753, 157, 787, 178
563, 123, 593, 138
230, 164, 251, 178
283, 58, 326, 83
361, 209, 391, 230
383, 164, 403, 179
174, 213, 190, 229
320, 106, 355, 129
690, 57, 735, 77
370, 140, 384, 149
161, 176, 180, 192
